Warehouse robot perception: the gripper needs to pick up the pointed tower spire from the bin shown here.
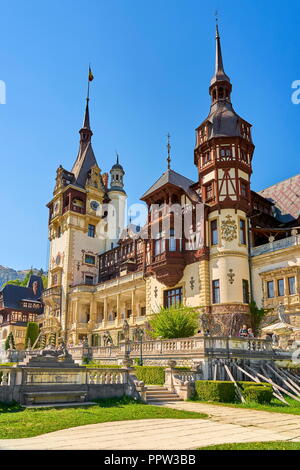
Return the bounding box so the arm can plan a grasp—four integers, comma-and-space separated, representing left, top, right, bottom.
82, 98, 91, 130
71, 69, 98, 187
209, 23, 232, 104
211, 23, 230, 85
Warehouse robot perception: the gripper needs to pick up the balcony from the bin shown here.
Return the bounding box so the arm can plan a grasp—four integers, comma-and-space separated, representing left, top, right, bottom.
251, 235, 300, 257
42, 286, 62, 298
42, 286, 62, 308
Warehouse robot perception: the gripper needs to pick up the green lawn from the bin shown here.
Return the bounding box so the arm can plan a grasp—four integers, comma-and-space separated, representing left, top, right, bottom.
191, 397, 300, 415
0, 397, 207, 439
198, 441, 300, 450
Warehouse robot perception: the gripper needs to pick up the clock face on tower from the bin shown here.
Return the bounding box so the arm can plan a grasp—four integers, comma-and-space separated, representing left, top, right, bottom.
90, 200, 99, 211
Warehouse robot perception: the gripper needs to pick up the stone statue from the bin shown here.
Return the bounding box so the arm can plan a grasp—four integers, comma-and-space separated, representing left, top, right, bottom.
57, 339, 71, 358
122, 320, 130, 342
26, 338, 32, 350
41, 343, 58, 357
277, 303, 288, 323
103, 330, 113, 346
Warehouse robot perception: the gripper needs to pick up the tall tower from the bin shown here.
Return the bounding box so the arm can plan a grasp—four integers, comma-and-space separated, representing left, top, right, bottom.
44, 95, 110, 339
194, 25, 255, 334
107, 154, 127, 250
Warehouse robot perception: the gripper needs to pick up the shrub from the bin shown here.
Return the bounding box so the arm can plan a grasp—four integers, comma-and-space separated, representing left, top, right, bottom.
134, 366, 165, 385
243, 386, 273, 404
4, 333, 15, 351
25, 322, 39, 349
194, 381, 236, 403
85, 362, 120, 368
237, 381, 272, 391
149, 305, 199, 339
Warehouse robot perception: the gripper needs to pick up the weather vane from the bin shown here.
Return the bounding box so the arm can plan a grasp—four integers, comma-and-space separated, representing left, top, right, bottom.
167, 133, 171, 170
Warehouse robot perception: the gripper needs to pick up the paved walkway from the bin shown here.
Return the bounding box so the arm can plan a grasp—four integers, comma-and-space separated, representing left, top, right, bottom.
0, 402, 300, 450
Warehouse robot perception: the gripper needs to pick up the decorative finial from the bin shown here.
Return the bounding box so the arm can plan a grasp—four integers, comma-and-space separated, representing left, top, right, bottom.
115, 151, 119, 165
215, 10, 219, 37
167, 133, 171, 170
87, 64, 94, 102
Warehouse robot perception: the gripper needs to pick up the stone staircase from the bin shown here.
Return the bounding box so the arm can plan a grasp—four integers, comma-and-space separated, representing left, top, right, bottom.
146, 385, 182, 404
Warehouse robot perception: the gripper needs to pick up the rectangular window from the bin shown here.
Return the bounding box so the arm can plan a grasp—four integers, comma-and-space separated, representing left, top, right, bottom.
204, 151, 211, 164
169, 229, 176, 251
206, 183, 213, 200
164, 287, 182, 308
140, 306, 146, 317
211, 220, 218, 245
155, 233, 165, 256
242, 279, 249, 304
277, 279, 284, 297
240, 219, 246, 245
267, 280, 274, 298
88, 224, 95, 238
288, 277, 296, 295
212, 280, 220, 304
220, 147, 232, 160
85, 254, 96, 265
241, 181, 248, 198
85, 276, 94, 285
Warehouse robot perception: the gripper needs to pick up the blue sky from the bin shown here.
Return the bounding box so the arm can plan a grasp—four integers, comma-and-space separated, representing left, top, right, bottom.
0, 0, 299, 271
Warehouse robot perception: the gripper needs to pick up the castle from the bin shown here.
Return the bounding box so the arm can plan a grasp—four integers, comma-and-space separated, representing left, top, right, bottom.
37, 26, 300, 347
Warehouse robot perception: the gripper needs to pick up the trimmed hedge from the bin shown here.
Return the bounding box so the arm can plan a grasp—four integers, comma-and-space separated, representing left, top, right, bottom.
237, 381, 272, 391
85, 363, 120, 368
194, 381, 236, 403
243, 386, 273, 404
134, 366, 165, 385
194, 380, 273, 404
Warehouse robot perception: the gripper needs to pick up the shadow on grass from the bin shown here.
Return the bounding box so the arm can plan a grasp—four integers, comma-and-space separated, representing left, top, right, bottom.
0, 396, 142, 414
93, 396, 142, 408
0, 402, 24, 413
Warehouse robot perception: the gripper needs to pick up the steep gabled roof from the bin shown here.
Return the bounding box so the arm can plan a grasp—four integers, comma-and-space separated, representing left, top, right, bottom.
0, 275, 43, 310
71, 141, 98, 188
258, 174, 300, 223
141, 169, 199, 202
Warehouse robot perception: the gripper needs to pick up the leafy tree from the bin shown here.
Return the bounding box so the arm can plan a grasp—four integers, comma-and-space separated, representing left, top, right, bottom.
25, 322, 40, 349
250, 301, 268, 336
2, 271, 48, 289
4, 332, 16, 351
149, 305, 199, 339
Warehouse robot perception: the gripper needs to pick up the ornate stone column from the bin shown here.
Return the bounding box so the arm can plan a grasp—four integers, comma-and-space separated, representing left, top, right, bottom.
116, 293, 121, 325
103, 296, 108, 325
131, 288, 136, 323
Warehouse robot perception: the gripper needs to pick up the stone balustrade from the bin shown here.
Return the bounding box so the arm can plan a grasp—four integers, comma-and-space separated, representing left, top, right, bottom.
251, 235, 300, 257
87, 368, 127, 385
65, 335, 288, 367
174, 370, 202, 382
0, 360, 146, 405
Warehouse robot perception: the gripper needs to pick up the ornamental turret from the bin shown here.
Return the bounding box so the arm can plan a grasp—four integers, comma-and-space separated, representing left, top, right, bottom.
194, 24, 254, 214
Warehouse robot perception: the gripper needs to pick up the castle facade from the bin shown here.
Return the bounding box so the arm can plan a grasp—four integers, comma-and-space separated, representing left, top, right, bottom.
41, 27, 300, 347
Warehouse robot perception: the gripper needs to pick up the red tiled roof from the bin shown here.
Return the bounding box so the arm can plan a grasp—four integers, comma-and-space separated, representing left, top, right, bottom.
259, 174, 300, 223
